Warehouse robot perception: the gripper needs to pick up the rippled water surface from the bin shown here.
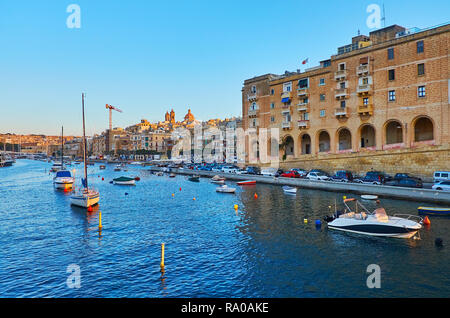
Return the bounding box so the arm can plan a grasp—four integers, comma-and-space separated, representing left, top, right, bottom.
1, 160, 449, 297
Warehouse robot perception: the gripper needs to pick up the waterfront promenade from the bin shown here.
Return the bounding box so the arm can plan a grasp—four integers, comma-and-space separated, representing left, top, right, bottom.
149, 167, 450, 205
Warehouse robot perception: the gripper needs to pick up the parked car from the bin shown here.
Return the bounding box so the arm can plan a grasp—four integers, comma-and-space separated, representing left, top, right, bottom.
246, 166, 261, 175
280, 170, 301, 178
261, 167, 278, 176
290, 168, 308, 178
211, 166, 223, 172
331, 170, 353, 182
236, 168, 248, 174
433, 171, 450, 183
307, 171, 330, 181
393, 173, 422, 182
391, 178, 423, 188
222, 165, 240, 174
432, 181, 450, 191
274, 169, 284, 177
360, 171, 386, 185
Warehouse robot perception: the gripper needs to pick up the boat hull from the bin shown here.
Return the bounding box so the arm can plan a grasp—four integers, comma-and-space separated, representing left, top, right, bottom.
70, 192, 100, 208
113, 180, 135, 185
418, 207, 450, 216
327, 225, 419, 238
237, 181, 256, 185
54, 180, 74, 190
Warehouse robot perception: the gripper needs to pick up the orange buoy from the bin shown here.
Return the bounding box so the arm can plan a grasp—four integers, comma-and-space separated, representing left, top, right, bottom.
423, 216, 431, 226
102, 177, 104, 181
179, 187, 182, 191
193, 197, 196, 201
87, 206, 93, 212
254, 193, 258, 199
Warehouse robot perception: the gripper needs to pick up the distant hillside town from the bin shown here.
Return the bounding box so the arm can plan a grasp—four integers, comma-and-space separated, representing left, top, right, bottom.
1, 109, 242, 161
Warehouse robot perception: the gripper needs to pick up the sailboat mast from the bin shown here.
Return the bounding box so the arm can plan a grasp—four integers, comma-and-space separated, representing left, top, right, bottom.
61, 126, 64, 167
82, 93, 89, 191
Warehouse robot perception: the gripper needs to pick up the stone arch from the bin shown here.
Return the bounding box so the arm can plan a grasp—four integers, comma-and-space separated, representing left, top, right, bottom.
384, 119, 403, 145
299, 133, 312, 155
337, 127, 352, 151
281, 135, 295, 158
413, 116, 434, 142
359, 124, 376, 149
317, 130, 331, 153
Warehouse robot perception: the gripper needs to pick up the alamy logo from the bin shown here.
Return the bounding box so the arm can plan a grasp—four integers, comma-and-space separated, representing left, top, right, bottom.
366, 264, 381, 289
366, 4, 381, 29
66, 4, 81, 29
66, 264, 81, 289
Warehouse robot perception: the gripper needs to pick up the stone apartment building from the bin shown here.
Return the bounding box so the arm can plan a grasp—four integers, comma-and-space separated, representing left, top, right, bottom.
130, 130, 173, 153
242, 23, 450, 178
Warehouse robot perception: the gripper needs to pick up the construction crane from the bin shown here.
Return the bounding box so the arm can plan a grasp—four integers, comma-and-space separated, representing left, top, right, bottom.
105, 104, 123, 131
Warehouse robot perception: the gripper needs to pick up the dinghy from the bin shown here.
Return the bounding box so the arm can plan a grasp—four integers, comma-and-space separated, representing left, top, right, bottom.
418, 206, 450, 216
216, 185, 236, 193
113, 176, 136, 185
361, 194, 378, 200
282, 186, 297, 194
237, 180, 256, 186
188, 175, 200, 182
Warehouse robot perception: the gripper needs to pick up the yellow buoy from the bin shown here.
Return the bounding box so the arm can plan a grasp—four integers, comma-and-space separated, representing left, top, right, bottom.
304, 218, 308, 224
234, 204, 238, 211
99, 211, 103, 229
160, 243, 165, 269
172, 193, 175, 197
193, 197, 196, 201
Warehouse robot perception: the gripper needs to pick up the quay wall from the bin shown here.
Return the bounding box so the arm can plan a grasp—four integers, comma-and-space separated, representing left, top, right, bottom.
149, 167, 450, 205
269, 145, 450, 182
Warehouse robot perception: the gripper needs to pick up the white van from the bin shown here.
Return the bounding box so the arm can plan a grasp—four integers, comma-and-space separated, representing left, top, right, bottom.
261, 167, 278, 176
433, 171, 450, 182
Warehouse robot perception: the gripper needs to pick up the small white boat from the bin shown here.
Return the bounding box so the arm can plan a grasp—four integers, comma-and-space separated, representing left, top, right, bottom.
216, 185, 236, 193
71, 189, 100, 208
129, 161, 142, 165
99, 165, 106, 170
282, 186, 297, 194
114, 165, 122, 171
53, 170, 75, 190
113, 176, 136, 185
361, 194, 378, 200
156, 171, 164, 176
211, 179, 225, 184
51, 162, 65, 172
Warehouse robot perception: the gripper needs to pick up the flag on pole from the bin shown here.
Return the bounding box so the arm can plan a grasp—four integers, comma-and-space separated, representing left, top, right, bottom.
302, 58, 309, 65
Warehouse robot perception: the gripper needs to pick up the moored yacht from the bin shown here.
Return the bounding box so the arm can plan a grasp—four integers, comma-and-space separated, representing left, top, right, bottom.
70, 93, 100, 209
53, 170, 75, 190
326, 198, 423, 239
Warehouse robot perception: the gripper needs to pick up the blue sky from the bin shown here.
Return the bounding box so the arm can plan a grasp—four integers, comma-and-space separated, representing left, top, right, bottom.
0, 0, 449, 136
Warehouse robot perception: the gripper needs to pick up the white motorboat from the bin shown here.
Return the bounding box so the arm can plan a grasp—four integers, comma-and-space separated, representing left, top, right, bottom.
326, 198, 422, 239
216, 185, 236, 193
53, 170, 75, 190
70, 93, 100, 209
282, 186, 297, 194
0, 154, 15, 167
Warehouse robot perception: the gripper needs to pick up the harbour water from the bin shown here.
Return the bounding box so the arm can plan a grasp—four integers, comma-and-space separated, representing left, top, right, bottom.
1, 160, 449, 297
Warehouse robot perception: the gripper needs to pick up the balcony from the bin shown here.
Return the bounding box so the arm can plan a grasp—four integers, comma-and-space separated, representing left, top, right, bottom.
298, 120, 310, 129
247, 93, 257, 101
358, 104, 373, 116
281, 91, 292, 99
248, 109, 258, 117
334, 88, 348, 99
282, 122, 291, 129
334, 69, 347, 81
297, 87, 309, 97
357, 84, 371, 95
297, 103, 309, 112
357, 64, 369, 76
335, 107, 349, 118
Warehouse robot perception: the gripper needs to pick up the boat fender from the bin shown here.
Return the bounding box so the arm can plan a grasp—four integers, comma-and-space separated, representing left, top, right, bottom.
315, 220, 322, 227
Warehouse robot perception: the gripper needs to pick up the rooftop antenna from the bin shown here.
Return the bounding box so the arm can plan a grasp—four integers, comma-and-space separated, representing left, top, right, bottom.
381, 3, 386, 27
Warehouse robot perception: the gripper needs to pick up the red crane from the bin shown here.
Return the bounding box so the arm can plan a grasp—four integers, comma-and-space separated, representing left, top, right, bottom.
105, 104, 123, 131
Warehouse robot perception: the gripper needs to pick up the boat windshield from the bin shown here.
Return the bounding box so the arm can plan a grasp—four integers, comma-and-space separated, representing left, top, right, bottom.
56, 170, 72, 178
374, 208, 389, 222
